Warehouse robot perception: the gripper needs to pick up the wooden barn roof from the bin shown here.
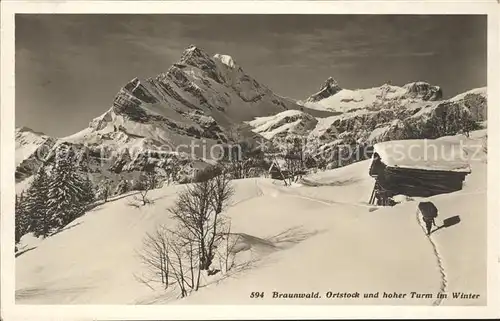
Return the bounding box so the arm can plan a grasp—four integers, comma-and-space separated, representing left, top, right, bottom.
372, 139, 471, 173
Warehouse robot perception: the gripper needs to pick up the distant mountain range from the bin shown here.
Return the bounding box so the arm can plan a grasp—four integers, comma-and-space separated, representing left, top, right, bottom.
15, 45, 487, 191
253, 80, 486, 169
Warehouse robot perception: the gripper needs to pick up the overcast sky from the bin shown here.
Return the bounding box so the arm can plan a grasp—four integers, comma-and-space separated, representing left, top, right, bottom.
16, 14, 486, 137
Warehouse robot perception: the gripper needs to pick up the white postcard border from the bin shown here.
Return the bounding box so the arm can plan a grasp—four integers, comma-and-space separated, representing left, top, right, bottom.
1, 1, 499, 320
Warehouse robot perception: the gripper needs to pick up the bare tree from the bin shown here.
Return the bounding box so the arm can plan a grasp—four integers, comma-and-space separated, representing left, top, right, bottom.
164, 158, 181, 185
206, 172, 235, 269
137, 172, 235, 298
137, 225, 201, 297
169, 171, 234, 271
137, 227, 171, 289
216, 221, 238, 273
282, 137, 306, 186
135, 169, 157, 206
223, 124, 266, 179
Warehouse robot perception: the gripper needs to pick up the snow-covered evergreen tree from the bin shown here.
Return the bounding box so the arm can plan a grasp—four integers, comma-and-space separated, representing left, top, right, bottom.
24, 165, 51, 237
82, 175, 96, 206
97, 178, 111, 202
114, 179, 130, 195
15, 192, 30, 247
46, 153, 90, 230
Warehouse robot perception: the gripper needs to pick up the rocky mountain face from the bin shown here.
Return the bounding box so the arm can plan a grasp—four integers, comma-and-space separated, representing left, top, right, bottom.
300, 79, 443, 114
15, 45, 306, 192
15, 127, 57, 182
305, 77, 343, 103
251, 82, 487, 169
15, 46, 487, 195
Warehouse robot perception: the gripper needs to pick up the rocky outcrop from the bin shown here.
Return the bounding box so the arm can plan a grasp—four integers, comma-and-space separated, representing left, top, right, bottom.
15, 128, 57, 182
112, 88, 150, 122
403, 82, 442, 101
457, 91, 487, 122
305, 77, 342, 103
123, 77, 159, 104
179, 45, 225, 84
248, 110, 318, 140
301, 79, 443, 113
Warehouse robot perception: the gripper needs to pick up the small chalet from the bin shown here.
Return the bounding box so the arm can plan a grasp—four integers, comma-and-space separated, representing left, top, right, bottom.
368, 139, 471, 206
268, 159, 290, 180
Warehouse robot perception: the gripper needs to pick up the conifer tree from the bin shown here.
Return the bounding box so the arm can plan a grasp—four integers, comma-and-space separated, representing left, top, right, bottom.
97, 178, 111, 202
46, 153, 88, 229
82, 175, 96, 206
24, 165, 51, 237
15, 192, 29, 247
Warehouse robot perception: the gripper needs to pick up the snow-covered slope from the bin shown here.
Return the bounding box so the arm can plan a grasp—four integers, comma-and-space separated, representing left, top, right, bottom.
248, 109, 318, 140
16, 131, 487, 306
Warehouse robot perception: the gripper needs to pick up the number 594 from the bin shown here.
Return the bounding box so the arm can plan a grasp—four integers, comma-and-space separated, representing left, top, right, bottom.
250, 292, 264, 298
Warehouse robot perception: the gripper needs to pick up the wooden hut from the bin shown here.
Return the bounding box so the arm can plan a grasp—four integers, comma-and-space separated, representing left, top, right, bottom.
268, 159, 290, 180
368, 139, 471, 206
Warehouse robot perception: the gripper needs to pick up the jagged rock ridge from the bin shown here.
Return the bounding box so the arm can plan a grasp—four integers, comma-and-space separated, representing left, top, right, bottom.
305, 77, 342, 103
300, 78, 444, 113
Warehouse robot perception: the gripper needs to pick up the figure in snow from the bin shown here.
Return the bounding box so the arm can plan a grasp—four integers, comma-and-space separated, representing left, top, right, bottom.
418, 201, 438, 235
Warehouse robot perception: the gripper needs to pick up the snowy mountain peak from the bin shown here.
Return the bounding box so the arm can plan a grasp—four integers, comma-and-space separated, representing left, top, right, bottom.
213, 53, 237, 69
16, 126, 45, 136
402, 81, 442, 101
178, 45, 226, 83
305, 76, 342, 103
324, 76, 339, 87
14, 45, 308, 187
179, 44, 212, 66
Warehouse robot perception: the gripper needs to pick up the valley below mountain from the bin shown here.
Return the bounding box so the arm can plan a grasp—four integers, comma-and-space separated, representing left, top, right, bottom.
15, 45, 487, 196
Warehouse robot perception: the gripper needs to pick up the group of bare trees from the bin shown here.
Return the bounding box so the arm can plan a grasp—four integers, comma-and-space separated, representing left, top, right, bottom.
137, 170, 236, 298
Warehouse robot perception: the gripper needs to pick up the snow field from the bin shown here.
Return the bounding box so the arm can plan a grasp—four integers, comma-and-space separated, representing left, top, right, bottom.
15, 133, 487, 306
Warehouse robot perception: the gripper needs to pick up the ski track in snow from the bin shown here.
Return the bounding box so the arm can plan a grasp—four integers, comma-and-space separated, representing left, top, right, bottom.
269, 179, 447, 307
269, 182, 377, 210
415, 209, 448, 306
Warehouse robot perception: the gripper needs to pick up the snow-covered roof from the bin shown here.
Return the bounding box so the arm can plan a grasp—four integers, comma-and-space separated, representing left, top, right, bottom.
372, 139, 471, 173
